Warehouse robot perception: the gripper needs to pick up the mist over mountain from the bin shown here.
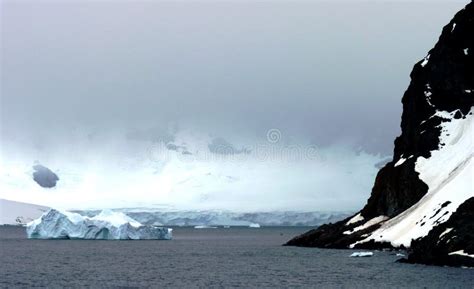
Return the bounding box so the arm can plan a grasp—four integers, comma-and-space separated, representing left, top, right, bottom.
0, 127, 384, 211
0, 1, 467, 212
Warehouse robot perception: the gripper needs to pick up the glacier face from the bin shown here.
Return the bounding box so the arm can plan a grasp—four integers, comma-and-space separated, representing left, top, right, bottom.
26, 209, 172, 240
76, 210, 352, 227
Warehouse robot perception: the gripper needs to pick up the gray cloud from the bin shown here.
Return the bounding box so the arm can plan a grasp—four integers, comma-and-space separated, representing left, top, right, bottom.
126, 126, 176, 144
208, 137, 251, 155
0, 0, 469, 210
1, 1, 467, 156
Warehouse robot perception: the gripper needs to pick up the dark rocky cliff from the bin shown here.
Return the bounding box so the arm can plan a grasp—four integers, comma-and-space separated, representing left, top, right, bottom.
286, 2, 473, 266
401, 197, 474, 267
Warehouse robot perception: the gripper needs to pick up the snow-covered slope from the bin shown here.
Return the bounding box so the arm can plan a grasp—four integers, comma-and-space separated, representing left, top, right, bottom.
403, 197, 474, 267
0, 199, 49, 225
354, 108, 473, 248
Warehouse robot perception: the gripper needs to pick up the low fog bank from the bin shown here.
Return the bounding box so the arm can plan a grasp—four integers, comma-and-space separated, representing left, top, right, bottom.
0, 125, 387, 211
1, 0, 466, 211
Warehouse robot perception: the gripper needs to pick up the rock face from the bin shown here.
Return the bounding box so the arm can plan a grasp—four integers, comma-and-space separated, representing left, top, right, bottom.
286, 2, 473, 267
32, 164, 59, 188
27, 209, 173, 240
402, 197, 474, 267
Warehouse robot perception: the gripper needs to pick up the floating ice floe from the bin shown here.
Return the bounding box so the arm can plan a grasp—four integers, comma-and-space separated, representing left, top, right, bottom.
350, 252, 373, 257
26, 209, 172, 240
194, 225, 217, 229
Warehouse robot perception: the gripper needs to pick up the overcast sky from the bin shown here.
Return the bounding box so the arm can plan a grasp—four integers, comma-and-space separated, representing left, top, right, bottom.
0, 0, 469, 210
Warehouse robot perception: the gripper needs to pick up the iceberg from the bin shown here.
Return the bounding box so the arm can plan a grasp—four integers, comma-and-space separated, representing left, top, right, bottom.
350, 252, 373, 257
249, 223, 261, 228
26, 209, 172, 240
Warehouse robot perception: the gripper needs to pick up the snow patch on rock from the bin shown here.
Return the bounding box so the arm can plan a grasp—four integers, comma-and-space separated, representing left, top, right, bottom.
346, 213, 364, 225
424, 84, 435, 107
448, 250, 474, 258
421, 54, 430, 67
439, 228, 454, 239
394, 158, 406, 167
344, 216, 388, 235
353, 108, 474, 248
394, 155, 412, 167
194, 225, 217, 229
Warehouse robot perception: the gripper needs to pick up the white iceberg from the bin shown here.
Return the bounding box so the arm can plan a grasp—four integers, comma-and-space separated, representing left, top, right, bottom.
249, 223, 261, 228
350, 252, 373, 257
26, 209, 172, 240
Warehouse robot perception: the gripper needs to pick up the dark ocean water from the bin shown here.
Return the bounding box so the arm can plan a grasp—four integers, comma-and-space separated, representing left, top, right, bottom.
0, 226, 472, 288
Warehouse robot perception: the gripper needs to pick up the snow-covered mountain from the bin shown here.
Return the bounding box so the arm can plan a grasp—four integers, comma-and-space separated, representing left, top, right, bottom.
0, 198, 350, 227
0, 199, 49, 225
287, 3, 473, 267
